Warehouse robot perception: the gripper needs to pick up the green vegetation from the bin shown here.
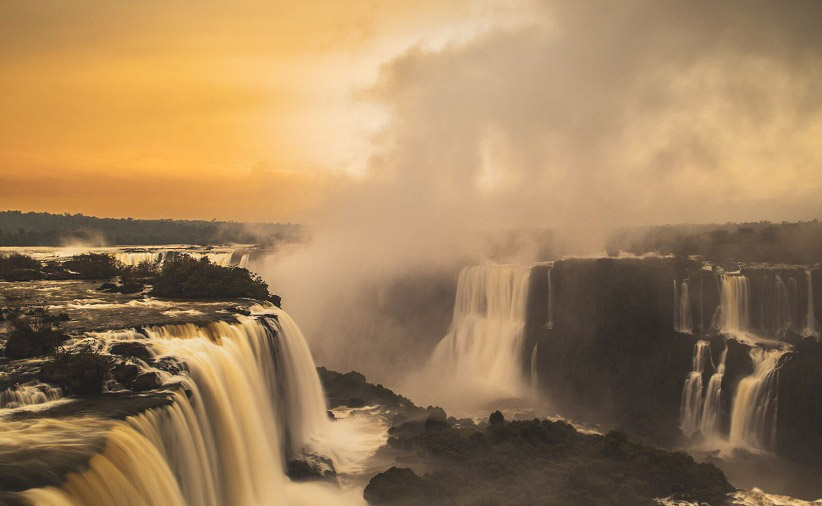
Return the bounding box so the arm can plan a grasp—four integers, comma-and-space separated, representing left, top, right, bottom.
1, 301, 69, 359
0, 210, 301, 246
149, 254, 273, 300
0, 253, 42, 281
38, 348, 112, 395
63, 253, 123, 279
365, 413, 732, 506
606, 220, 822, 264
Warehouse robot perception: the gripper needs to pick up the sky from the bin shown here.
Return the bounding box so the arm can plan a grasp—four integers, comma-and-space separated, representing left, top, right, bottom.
1, 0, 821, 226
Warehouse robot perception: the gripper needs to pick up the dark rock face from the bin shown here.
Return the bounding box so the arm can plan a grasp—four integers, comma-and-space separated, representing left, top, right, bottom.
285, 454, 336, 481
776, 339, 822, 468
108, 342, 151, 362
530, 258, 822, 468
111, 363, 140, 386
532, 258, 699, 444
363, 467, 431, 505
131, 372, 162, 392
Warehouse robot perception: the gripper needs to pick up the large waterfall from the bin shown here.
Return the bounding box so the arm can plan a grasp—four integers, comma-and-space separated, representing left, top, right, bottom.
717, 274, 751, 338
417, 264, 532, 409
680, 341, 710, 436
11, 308, 367, 505
728, 348, 785, 452
680, 342, 785, 453
700, 346, 726, 437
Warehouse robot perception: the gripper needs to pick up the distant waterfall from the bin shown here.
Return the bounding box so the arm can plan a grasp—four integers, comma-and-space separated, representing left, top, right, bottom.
529, 343, 539, 392
717, 275, 751, 337
700, 346, 726, 436
680, 341, 710, 436
113, 250, 236, 267
775, 275, 793, 337
728, 348, 785, 452
20, 308, 335, 505
674, 280, 693, 334
802, 270, 819, 338
424, 264, 532, 406
546, 268, 554, 329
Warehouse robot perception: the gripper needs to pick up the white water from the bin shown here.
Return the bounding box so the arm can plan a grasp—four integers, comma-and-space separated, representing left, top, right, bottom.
674, 280, 693, 334
547, 267, 554, 329
0, 381, 62, 409
775, 275, 794, 338
114, 250, 235, 267
413, 264, 532, 409
728, 348, 785, 452
802, 270, 819, 338
16, 308, 382, 505
700, 346, 726, 437
718, 275, 751, 337
680, 341, 710, 436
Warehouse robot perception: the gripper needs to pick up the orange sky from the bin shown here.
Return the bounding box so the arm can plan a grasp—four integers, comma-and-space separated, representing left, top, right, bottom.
0, 0, 514, 221
2, 1, 821, 225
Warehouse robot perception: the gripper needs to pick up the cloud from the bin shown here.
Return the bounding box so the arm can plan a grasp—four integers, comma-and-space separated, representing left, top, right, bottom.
362, 0, 822, 230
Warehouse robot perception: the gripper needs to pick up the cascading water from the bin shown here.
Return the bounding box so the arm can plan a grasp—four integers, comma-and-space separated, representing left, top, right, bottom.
802, 269, 819, 338
700, 346, 726, 436
12, 307, 363, 505
775, 275, 793, 337
546, 267, 554, 329
728, 348, 785, 452
0, 381, 62, 409
680, 341, 710, 436
419, 264, 532, 408
674, 280, 693, 334
717, 274, 751, 338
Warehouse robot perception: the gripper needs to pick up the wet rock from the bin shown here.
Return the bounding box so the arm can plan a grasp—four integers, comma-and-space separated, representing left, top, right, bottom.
115, 281, 144, 294
111, 363, 139, 385
97, 282, 117, 291
39, 351, 110, 395
151, 356, 186, 375
108, 342, 151, 362
131, 372, 161, 392
286, 454, 336, 481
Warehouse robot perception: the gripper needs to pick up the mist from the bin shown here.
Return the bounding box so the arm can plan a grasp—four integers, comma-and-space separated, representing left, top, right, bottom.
257, 0, 822, 389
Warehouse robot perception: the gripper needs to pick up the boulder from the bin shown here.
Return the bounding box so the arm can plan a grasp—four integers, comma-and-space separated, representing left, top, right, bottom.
111, 363, 139, 385
286, 454, 336, 481
108, 342, 152, 362
131, 372, 162, 392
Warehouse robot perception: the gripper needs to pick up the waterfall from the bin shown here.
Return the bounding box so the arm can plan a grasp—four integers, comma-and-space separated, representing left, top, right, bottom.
422, 264, 532, 407
699, 346, 726, 436
529, 343, 539, 392
775, 275, 793, 337
676, 280, 693, 334
546, 268, 554, 329
0, 381, 62, 409
680, 341, 710, 436
239, 253, 251, 269
728, 348, 785, 452
718, 274, 751, 337
17, 308, 344, 505
673, 280, 679, 330
802, 270, 819, 338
